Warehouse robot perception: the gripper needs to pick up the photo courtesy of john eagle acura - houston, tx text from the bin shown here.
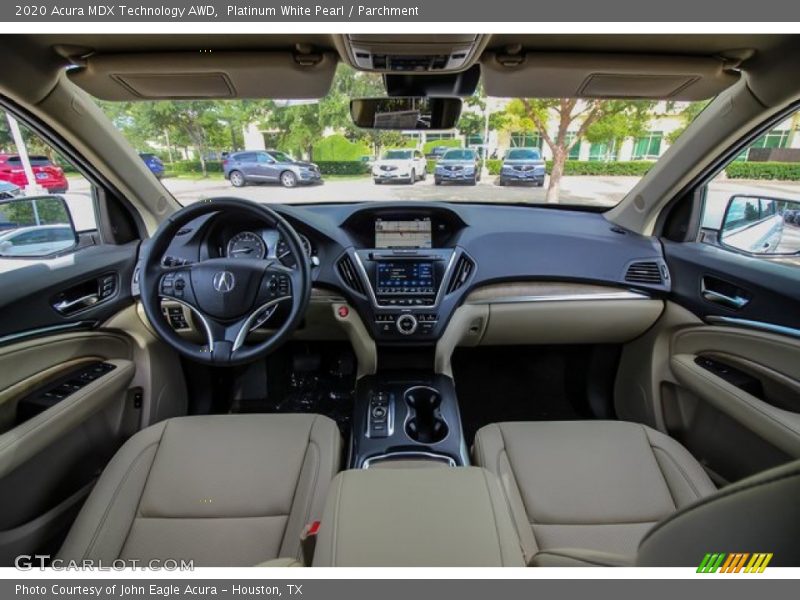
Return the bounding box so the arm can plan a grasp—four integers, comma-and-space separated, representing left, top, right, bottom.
0, 26, 798, 581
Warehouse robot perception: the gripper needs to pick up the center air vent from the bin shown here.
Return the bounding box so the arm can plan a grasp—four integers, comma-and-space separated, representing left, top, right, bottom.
337, 255, 367, 296
625, 261, 665, 285
447, 254, 475, 294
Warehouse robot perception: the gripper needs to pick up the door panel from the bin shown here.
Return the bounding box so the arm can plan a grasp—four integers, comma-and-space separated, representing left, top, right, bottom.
616, 301, 800, 483
0, 241, 138, 340
649, 238, 800, 482
663, 240, 800, 331
0, 331, 138, 564
670, 326, 800, 457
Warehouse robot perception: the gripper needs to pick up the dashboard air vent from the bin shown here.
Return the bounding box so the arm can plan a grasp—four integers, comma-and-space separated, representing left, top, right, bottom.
625, 261, 664, 285
447, 254, 475, 294
337, 255, 367, 296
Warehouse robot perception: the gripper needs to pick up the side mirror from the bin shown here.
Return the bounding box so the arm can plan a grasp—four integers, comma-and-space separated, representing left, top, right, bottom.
0, 196, 78, 258
350, 96, 462, 130
720, 195, 800, 255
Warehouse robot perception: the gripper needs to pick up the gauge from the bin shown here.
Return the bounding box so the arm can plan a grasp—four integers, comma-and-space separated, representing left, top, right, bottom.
226, 231, 266, 260
276, 234, 312, 268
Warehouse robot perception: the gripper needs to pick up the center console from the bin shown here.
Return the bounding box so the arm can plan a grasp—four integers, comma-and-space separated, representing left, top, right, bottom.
349, 372, 469, 468
336, 209, 474, 468
337, 210, 474, 343
354, 247, 457, 341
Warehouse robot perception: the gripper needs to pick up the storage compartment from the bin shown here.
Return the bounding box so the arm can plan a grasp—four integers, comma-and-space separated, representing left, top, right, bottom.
312, 467, 524, 567
351, 372, 468, 468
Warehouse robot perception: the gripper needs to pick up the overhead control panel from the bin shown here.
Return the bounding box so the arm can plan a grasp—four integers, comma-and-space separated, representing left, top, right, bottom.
341, 34, 487, 74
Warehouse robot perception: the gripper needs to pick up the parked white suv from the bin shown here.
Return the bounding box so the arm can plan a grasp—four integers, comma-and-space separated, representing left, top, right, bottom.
372, 149, 427, 184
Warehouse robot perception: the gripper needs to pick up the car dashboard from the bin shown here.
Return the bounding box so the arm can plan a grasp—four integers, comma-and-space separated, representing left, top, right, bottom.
140, 201, 670, 346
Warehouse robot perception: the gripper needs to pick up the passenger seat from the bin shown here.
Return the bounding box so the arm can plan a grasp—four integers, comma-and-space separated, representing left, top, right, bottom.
474, 420, 716, 564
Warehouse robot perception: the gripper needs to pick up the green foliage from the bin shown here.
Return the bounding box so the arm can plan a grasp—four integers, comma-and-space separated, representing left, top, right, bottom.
550, 160, 654, 176
422, 138, 461, 155
99, 99, 269, 175
312, 135, 370, 161
725, 161, 800, 181
484, 160, 655, 177
168, 160, 224, 175
315, 161, 370, 175
456, 112, 485, 139
486, 159, 503, 175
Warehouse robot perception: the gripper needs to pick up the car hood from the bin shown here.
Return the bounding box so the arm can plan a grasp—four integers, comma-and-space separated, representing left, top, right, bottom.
503, 159, 545, 167
375, 159, 413, 166
438, 160, 476, 167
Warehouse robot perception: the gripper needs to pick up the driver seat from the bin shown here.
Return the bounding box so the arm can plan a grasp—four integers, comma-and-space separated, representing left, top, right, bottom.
58, 414, 341, 566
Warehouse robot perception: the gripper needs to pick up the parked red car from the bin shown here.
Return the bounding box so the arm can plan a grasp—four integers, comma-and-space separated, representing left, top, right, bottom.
0, 154, 69, 193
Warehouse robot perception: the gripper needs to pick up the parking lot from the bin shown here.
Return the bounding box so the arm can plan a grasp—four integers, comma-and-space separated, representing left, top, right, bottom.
43, 172, 800, 235
160, 174, 636, 207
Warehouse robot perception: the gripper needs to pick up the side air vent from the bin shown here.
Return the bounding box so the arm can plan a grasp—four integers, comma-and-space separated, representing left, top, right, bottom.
337, 255, 367, 296
447, 254, 475, 294
625, 261, 664, 285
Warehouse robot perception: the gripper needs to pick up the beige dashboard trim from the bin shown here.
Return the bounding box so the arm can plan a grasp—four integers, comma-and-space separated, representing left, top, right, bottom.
465, 282, 650, 304
435, 282, 663, 376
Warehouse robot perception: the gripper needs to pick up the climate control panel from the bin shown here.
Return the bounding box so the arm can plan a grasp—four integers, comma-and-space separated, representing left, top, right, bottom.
374, 312, 438, 339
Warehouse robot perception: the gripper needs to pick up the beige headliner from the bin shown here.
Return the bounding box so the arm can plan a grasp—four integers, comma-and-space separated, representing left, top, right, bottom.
0, 34, 799, 234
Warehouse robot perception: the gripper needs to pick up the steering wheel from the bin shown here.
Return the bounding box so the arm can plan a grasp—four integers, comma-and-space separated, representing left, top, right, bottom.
139, 198, 311, 366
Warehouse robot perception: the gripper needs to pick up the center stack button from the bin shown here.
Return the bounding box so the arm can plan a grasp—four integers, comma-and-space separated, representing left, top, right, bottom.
396, 314, 418, 335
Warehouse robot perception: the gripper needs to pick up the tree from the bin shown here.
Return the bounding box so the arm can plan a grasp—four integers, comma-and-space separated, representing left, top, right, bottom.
100, 100, 245, 176
458, 112, 485, 141
505, 99, 655, 203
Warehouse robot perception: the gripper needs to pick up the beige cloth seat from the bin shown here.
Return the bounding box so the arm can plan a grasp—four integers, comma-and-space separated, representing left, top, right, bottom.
474, 420, 716, 564
59, 414, 341, 566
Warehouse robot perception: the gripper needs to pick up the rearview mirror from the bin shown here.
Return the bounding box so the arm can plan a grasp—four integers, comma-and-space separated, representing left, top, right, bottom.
0, 196, 77, 257
720, 195, 800, 255
350, 97, 462, 130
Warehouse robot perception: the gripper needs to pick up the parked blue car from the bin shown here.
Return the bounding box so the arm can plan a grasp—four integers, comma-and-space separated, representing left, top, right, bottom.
498, 148, 546, 187
139, 153, 165, 179
434, 148, 481, 186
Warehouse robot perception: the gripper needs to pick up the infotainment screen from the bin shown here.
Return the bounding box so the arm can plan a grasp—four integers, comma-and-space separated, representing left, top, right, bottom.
376, 262, 435, 295
375, 217, 432, 249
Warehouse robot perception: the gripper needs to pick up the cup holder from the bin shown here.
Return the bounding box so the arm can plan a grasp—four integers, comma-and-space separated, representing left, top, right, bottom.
404, 386, 449, 444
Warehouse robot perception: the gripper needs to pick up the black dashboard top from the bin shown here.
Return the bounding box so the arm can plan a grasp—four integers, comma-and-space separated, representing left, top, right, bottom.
149, 201, 668, 344
157, 201, 668, 294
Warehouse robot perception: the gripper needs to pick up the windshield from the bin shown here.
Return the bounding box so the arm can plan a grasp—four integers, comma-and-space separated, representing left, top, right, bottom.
382, 150, 413, 160
506, 149, 541, 160
442, 149, 476, 161
268, 151, 294, 162
95, 65, 706, 208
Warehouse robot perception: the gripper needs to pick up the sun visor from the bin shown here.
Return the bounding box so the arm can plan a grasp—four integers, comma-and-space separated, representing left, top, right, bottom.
67, 51, 338, 100
481, 52, 740, 100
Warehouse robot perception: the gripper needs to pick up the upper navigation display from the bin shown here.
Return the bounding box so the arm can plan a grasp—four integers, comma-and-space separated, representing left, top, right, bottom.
375, 217, 432, 249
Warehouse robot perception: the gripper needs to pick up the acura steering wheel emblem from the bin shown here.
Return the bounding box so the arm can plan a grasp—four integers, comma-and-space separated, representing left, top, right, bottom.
212, 271, 236, 293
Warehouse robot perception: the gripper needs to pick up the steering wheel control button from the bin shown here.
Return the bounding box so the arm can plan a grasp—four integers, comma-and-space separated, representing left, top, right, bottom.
396, 314, 418, 335
266, 273, 292, 298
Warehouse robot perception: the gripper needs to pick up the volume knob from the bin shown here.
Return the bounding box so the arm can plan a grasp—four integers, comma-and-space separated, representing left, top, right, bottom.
396, 314, 418, 335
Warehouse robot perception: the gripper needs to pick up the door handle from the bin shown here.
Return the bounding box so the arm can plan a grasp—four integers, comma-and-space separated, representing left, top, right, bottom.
700, 279, 750, 310
53, 293, 100, 314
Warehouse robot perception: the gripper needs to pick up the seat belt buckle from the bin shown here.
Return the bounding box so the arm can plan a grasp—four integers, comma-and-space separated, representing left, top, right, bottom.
300, 521, 320, 566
